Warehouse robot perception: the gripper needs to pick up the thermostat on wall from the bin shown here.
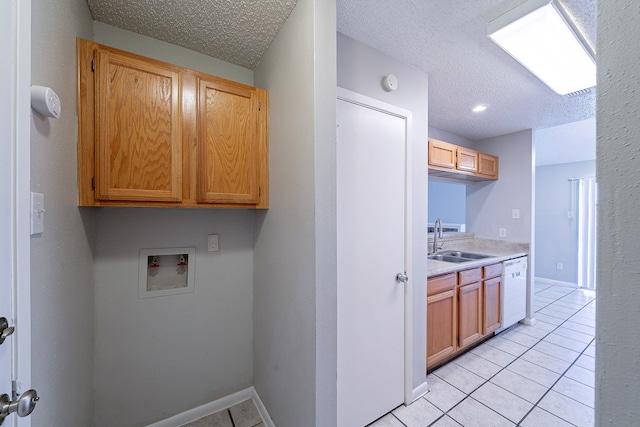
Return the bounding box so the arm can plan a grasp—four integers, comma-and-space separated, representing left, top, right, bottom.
30, 85, 61, 119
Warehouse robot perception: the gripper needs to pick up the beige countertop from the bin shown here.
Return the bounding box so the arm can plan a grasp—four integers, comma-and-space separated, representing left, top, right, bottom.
427, 233, 529, 277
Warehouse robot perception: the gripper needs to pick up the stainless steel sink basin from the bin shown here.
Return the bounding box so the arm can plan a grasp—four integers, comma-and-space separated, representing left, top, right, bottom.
428, 250, 494, 263
427, 254, 474, 263
439, 251, 493, 260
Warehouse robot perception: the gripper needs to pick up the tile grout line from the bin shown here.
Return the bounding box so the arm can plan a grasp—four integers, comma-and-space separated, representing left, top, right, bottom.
424, 286, 594, 426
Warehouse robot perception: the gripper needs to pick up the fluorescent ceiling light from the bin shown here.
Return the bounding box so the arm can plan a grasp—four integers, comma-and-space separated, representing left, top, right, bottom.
488, 0, 595, 95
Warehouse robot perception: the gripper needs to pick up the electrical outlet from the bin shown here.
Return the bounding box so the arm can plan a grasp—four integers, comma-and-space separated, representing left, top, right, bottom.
207, 234, 219, 252
499, 228, 507, 238
556, 262, 564, 270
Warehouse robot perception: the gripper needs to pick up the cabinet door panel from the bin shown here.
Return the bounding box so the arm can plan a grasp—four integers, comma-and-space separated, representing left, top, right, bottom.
478, 152, 499, 178
428, 139, 456, 169
458, 281, 483, 348
427, 289, 457, 368
197, 79, 258, 204
484, 277, 501, 334
456, 147, 478, 173
95, 50, 182, 202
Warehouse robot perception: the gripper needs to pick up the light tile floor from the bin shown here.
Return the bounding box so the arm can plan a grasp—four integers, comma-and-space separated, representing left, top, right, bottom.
370, 283, 596, 427
182, 399, 264, 427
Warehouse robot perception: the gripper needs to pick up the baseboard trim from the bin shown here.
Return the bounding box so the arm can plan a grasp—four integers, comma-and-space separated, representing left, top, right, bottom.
146, 386, 273, 427
535, 277, 578, 288
411, 381, 430, 402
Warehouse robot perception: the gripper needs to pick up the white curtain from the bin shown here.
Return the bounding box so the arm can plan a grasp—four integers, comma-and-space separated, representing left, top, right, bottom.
577, 177, 597, 289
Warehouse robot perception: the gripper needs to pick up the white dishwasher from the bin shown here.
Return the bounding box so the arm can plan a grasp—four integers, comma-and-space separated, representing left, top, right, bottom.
499, 256, 528, 332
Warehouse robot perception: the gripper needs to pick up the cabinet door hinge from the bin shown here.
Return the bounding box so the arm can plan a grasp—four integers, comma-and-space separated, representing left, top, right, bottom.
91, 177, 95, 190
258, 186, 262, 196
258, 101, 262, 111
91, 59, 95, 72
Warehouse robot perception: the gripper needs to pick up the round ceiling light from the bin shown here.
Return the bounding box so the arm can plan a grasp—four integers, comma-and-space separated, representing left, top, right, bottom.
472, 104, 488, 112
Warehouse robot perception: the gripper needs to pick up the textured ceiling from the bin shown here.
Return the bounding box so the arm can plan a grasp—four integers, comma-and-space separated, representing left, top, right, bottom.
87, 0, 596, 141
337, 0, 597, 140
86, 0, 298, 70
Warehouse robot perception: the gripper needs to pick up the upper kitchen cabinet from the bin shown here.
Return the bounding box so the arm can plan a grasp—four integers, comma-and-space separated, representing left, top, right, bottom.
77, 38, 269, 208
428, 138, 498, 182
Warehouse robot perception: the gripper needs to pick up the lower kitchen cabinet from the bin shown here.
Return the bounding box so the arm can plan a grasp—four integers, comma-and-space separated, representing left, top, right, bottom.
427, 274, 457, 367
458, 281, 483, 349
483, 276, 501, 334
427, 261, 505, 370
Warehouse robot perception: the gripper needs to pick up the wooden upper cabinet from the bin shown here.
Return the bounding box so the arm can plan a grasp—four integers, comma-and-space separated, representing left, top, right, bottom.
197, 78, 259, 204
478, 152, 499, 179
94, 49, 182, 202
77, 38, 269, 208
456, 147, 478, 173
428, 139, 456, 169
428, 137, 498, 181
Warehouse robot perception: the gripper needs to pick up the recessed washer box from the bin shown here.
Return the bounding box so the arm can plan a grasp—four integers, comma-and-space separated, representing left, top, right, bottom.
138, 247, 195, 299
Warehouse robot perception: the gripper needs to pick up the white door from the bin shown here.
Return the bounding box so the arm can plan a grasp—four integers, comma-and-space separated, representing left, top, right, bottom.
1, 0, 33, 425
337, 89, 411, 427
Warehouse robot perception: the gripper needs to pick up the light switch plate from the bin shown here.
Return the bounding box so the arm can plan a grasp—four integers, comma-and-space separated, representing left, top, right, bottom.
31, 192, 44, 235
512, 208, 520, 219
207, 234, 219, 252
499, 228, 507, 238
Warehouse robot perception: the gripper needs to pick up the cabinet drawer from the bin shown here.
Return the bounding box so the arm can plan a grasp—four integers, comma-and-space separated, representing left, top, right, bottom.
428, 273, 456, 296
483, 263, 503, 279
458, 267, 482, 286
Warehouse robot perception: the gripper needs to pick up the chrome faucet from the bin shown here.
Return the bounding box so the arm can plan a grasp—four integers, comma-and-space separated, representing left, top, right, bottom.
432, 218, 443, 254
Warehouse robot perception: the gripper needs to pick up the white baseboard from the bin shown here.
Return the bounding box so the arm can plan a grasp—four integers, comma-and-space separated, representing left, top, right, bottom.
146, 386, 273, 427
535, 277, 578, 288
411, 381, 430, 402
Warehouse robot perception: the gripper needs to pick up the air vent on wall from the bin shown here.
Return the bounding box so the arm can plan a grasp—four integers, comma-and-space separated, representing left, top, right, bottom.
565, 88, 592, 98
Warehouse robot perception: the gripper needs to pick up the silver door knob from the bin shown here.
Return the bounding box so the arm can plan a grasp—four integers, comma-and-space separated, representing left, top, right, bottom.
0, 390, 39, 425
0, 318, 14, 346
396, 272, 408, 283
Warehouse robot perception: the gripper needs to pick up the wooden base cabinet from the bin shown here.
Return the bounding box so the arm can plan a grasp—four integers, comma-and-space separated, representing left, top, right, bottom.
458, 281, 483, 349
427, 262, 505, 370
427, 274, 457, 368
77, 38, 268, 208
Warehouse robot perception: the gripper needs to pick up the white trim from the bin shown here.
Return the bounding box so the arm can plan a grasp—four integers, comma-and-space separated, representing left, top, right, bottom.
145, 387, 273, 427
535, 277, 579, 288
15, 0, 32, 426
411, 381, 430, 402
336, 87, 414, 407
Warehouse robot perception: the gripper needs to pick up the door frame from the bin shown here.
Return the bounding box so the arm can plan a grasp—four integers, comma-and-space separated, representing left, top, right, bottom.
10, 1, 33, 425
336, 87, 414, 406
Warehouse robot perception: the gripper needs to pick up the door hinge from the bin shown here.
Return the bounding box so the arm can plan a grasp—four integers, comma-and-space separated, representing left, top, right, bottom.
91, 177, 95, 190
258, 186, 262, 197
258, 101, 262, 111
91, 59, 95, 72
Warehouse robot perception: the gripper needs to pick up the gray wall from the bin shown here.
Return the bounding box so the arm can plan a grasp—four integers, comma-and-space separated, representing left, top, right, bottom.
597, 1, 640, 423
253, 0, 337, 425
93, 209, 254, 426
337, 33, 429, 394
467, 130, 534, 243
535, 160, 595, 284
30, 0, 95, 426
428, 182, 466, 225
429, 126, 475, 148
92, 25, 256, 426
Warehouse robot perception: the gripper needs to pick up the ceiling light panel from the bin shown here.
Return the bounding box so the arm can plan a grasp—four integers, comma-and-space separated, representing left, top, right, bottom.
488, 0, 595, 95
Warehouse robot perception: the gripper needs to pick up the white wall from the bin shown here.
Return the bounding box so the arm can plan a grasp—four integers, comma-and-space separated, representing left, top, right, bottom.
429, 126, 475, 148
30, 0, 95, 425
337, 33, 429, 394
91, 25, 257, 426
535, 160, 595, 283
467, 130, 534, 243
93, 209, 254, 426
253, 0, 337, 425
596, 1, 640, 423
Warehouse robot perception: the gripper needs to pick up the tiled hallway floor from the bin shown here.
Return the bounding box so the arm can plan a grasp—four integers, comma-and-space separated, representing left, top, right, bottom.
370, 283, 596, 427
181, 399, 264, 427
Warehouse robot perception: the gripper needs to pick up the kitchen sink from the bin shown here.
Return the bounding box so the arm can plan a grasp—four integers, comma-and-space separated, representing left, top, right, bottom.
427, 254, 474, 263
428, 250, 494, 263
